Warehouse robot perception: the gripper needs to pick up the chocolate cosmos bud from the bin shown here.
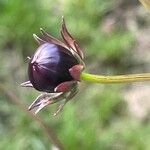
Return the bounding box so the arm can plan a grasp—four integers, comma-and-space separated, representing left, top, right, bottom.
21, 17, 85, 115
28, 43, 79, 92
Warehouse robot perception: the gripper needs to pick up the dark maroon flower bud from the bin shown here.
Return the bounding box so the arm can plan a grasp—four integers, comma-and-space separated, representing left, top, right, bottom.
28, 43, 79, 92
21, 17, 85, 115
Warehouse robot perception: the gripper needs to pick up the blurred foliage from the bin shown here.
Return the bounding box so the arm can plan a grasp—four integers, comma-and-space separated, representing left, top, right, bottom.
0, 0, 150, 150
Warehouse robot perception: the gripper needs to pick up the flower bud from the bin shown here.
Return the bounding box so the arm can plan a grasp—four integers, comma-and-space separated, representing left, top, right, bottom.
28, 43, 79, 92
21, 17, 84, 115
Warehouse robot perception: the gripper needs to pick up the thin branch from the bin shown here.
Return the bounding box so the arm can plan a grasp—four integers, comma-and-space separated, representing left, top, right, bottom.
0, 84, 64, 150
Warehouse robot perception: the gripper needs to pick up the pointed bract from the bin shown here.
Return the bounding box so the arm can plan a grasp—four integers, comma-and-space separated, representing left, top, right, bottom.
61, 17, 84, 59
69, 64, 84, 81
54, 81, 76, 92
21, 81, 33, 87
40, 28, 68, 49
28, 93, 63, 112
33, 34, 46, 45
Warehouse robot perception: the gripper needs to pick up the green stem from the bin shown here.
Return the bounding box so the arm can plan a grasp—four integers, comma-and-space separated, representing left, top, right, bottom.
80, 72, 150, 83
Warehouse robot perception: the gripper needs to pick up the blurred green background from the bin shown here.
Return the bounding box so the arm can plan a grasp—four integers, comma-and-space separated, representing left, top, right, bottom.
0, 0, 150, 149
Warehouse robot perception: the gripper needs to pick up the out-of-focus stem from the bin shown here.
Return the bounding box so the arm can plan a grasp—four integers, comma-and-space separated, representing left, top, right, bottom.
139, 0, 150, 11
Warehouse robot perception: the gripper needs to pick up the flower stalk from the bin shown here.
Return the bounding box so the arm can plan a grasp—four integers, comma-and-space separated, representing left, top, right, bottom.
81, 72, 150, 83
